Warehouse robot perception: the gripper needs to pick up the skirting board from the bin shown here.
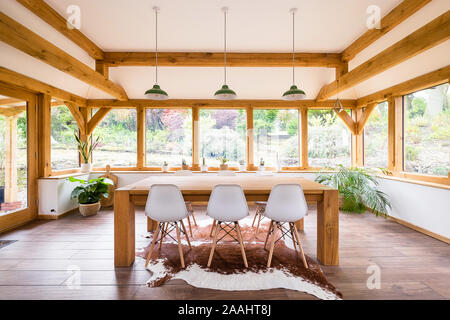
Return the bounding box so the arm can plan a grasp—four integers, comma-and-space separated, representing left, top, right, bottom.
388, 215, 450, 244
38, 207, 79, 220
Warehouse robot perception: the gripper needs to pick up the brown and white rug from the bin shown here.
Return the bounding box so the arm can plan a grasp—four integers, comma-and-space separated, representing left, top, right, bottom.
137, 218, 342, 300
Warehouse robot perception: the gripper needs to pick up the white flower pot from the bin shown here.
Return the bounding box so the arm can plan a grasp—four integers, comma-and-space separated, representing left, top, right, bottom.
239, 165, 246, 172
201, 165, 208, 172
162, 165, 169, 172
258, 166, 265, 171
80, 163, 92, 173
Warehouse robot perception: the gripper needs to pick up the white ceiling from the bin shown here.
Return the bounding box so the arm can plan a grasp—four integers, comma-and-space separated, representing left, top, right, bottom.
0, 0, 448, 100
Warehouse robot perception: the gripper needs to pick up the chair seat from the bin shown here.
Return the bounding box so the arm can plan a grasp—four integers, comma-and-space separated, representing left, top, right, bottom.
255, 201, 267, 206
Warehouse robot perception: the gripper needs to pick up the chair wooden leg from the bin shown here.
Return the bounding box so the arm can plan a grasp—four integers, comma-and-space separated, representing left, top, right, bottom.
235, 222, 248, 268
191, 211, 198, 226
289, 222, 297, 252
267, 222, 278, 267
186, 216, 193, 237
251, 207, 260, 227
207, 221, 221, 267
159, 223, 166, 251
209, 219, 217, 237
180, 220, 192, 248
175, 222, 185, 268
255, 209, 264, 236
145, 222, 161, 268
264, 220, 274, 250
293, 224, 308, 269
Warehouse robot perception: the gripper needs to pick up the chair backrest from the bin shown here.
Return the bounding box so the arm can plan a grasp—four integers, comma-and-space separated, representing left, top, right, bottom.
207, 184, 249, 222
145, 184, 188, 222
174, 170, 193, 176
264, 184, 308, 222
217, 170, 236, 176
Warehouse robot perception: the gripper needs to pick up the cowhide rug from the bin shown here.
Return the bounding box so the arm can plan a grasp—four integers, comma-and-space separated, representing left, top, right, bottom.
137, 217, 342, 300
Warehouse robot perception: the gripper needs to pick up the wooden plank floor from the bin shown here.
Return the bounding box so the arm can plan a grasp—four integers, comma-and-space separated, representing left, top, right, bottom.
0, 205, 448, 300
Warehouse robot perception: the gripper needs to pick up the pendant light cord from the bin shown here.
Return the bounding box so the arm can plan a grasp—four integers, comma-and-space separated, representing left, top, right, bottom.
155, 8, 158, 85
224, 9, 227, 85
292, 9, 295, 85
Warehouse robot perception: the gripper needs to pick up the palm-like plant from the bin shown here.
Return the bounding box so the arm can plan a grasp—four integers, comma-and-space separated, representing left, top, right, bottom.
74, 134, 100, 164
315, 165, 391, 216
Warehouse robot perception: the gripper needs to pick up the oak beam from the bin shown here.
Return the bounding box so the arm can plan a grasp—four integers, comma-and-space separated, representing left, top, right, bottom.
0, 67, 87, 106
38, 93, 52, 177
357, 66, 450, 107
0, 106, 26, 117
356, 103, 378, 135
16, 0, 104, 60
136, 106, 145, 169
64, 101, 86, 136
300, 108, 308, 168
192, 106, 200, 170
317, 11, 450, 101
341, 0, 432, 62
246, 106, 254, 169
334, 110, 357, 135
95, 60, 109, 78
0, 12, 128, 100
86, 107, 111, 136
102, 52, 344, 68
0, 98, 22, 106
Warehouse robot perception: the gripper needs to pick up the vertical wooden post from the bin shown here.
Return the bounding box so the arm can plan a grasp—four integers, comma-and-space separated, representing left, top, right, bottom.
351, 108, 364, 167
37, 93, 51, 177
246, 105, 254, 170
136, 106, 145, 169
300, 108, 309, 169
114, 189, 135, 266
192, 106, 200, 170
387, 96, 398, 172
393, 96, 404, 173
317, 189, 339, 265
4, 116, 18, 202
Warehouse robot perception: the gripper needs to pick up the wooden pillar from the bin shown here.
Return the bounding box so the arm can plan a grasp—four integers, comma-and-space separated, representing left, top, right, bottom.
317, 189, 339, 265
136, 106, 145, 169
192, 107, 200, 170
387, 96, 403, 172
37, 93, 51, 177
4, 115, 18, 202
246, 106, 254, 170
300, 108, 309, 169
351, 108, 364, 167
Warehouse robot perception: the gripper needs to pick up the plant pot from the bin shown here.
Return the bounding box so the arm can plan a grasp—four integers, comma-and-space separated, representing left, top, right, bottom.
239, 164, 246, 172
181, 164, 189, 170
162, 165, 169, 172
80, 163, 92, 173
201, 165, 208, 172
79, 202, 101, 217
220, 164, 229, 170
258, 166, 265, 171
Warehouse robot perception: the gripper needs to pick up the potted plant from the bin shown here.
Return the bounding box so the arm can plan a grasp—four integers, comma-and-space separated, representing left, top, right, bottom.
181, 159, 189, 170
258, 158, 265, 171
162, 161, 169, 172
218, 157, 228, 170
75, 134, 100, 173
239, 160, 246, 172
315, 165, 391, 216
69, 177, 111, 217
201, 157, 208, 172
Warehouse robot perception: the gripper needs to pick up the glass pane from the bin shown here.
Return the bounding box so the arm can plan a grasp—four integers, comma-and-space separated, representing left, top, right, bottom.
364, 102, 388, 168
308, 110, 351, 167
51, 104, 79, 170
404, 83, 450, 176
92, 109, 137, 167
0, 99, 27, 214
145, 109, 192, 166
199, 109, 246, 166
254, 109, 299, 167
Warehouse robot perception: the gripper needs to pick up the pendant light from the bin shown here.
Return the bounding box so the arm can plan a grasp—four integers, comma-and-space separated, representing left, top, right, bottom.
282, 8, 306, 100
145, 6, 168, 100
333, 79, 344, 113
214, 7, 237, 100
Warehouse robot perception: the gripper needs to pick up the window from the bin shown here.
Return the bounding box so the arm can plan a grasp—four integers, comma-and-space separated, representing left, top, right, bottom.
403, 83, 449, 176
92, 109, 137, 167
308, 110, 351, 167
51, 105, 79, 170
253, 109, 299, 167
199, 109, 246, 166
145, 109, 192, 166
364, 102, 388, 168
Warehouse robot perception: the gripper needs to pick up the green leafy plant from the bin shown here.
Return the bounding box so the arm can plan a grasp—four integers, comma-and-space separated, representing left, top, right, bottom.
163, 161, 168, 167
181, 159, 187, 166
239, 160, 245, 165
217, 156, 228, 164
202, 157, 206, 166
74, 134, 100, 164
315, 165, 391, 216
259, 158, 265, 166
69, 177, 111, 204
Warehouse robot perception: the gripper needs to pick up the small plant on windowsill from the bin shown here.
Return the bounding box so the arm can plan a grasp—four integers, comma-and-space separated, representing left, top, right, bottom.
217, 157, 228, 170
74, 134, 100, 173
315, 165, 391, 217
162, 161, 169, 172
258, 158, 265, 171
201, 157, 208, 172
181, 159, 189, 170
69, 177, 111, 217
239, 160, 246, 172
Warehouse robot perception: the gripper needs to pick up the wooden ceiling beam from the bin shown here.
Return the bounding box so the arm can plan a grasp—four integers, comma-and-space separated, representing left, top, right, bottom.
102, 52, 344, 68
64, 101, 86, 134
0, 67, 87, 106
0, 106, 26, 117
316, 11, 450, 102
357, 66, 450, 107
16, 0, 104, 60
0, 98, 22, 106
86, 99, 357, 109
334, 109, 357, 135
341, 0, 432, 62
356, 103, 378, 135
86, 107, 111, 136
0, 12, 128, 100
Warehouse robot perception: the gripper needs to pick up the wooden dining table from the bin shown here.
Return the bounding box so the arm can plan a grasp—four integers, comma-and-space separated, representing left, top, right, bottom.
114, 175, 339, 267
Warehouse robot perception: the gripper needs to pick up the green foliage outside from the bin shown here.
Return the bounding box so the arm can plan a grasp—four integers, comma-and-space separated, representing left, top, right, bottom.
364, 102, 388, 168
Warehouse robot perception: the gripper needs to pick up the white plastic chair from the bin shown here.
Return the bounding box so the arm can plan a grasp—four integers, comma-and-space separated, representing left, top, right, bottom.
206, 184, 249, 268
217, 170, 236, 176
172, 169, 198, 233
144, 184, 192, 268
263, 184, 309, 268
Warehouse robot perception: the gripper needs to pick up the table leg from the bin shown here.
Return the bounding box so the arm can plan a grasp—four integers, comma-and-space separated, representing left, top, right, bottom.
317, 189, 339, 265
114, 190, 135, 267
147, 217, 157, 232
295, 218, 304, 231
